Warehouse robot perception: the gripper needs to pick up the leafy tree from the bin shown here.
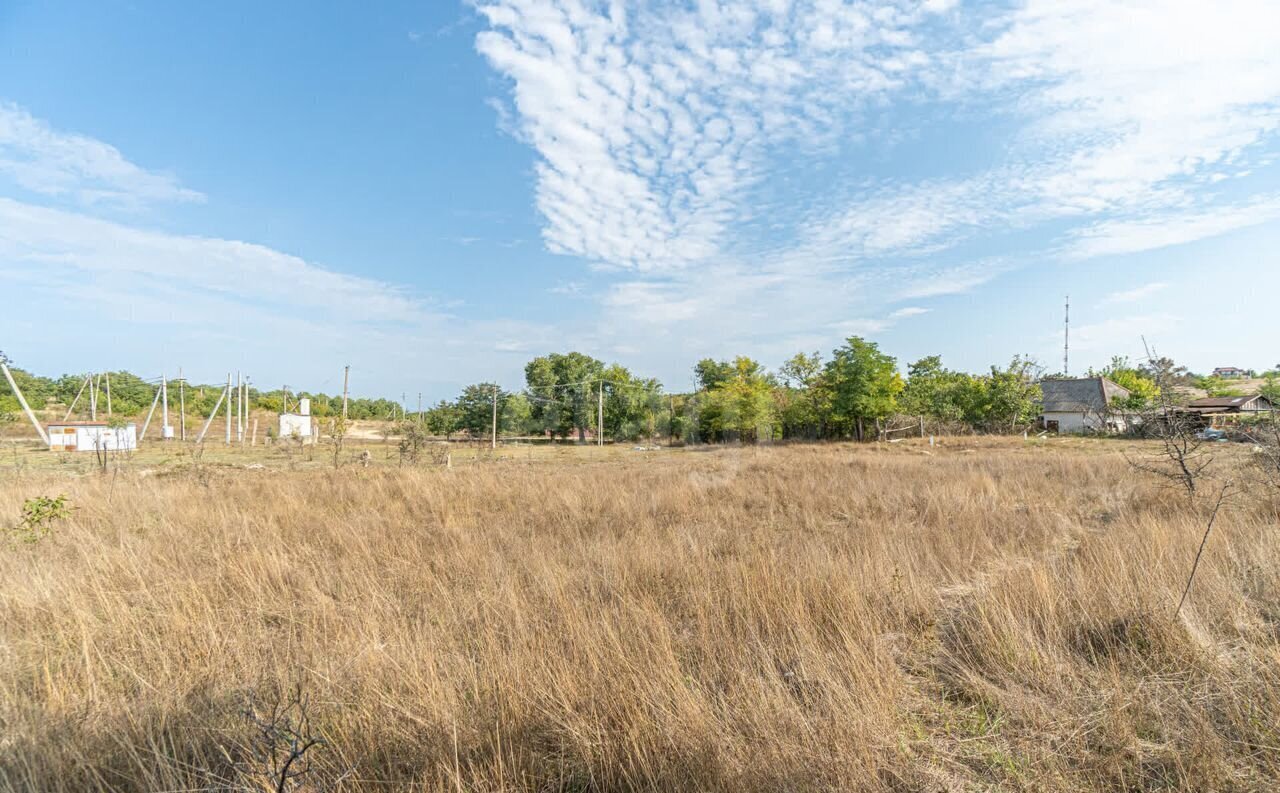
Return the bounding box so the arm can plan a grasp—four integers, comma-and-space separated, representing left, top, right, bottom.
1195, 375, 1245, 398
982, 356, 1042, 431
900, 355, 983, 423
601, 363, 663, 441
693, 358, 737, 391
456, 383, 502, 439
525, 352, 605, 441
824, 337, 903, 440
424, 400, 462, 439
696, 357, 776, 442
777, 352, 828, 439
1260, 373, 1280, 405
1095, 356, 1160, 409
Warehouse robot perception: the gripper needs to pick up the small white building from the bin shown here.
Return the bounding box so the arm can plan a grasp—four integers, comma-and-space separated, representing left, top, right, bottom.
46, 421, 138, 452
278, 397, 315, 442
1040, 377, 1131, 434
1211, 366, 1249, 379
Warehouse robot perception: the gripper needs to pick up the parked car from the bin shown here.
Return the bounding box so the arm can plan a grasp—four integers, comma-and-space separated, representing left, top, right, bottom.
1195, 428, 1227, 441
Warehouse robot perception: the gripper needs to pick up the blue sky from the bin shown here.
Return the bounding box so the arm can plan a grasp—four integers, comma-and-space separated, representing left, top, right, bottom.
2, 0, 1279, 400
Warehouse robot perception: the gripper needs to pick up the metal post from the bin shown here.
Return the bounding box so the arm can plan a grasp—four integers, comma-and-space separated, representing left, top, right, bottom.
597, 380, 603, 447
196, 385, 227, 443
225, 374, 232, 445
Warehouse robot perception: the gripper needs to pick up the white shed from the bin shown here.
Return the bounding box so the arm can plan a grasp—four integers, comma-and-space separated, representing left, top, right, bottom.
46, 422, 138, 452
278, 398, 314, 442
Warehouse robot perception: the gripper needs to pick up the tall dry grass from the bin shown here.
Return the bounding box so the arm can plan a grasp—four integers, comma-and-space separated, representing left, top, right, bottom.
1, 441, 1278, 791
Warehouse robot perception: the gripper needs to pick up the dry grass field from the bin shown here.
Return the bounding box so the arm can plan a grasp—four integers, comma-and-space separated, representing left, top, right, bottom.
1, 439, 1279, 791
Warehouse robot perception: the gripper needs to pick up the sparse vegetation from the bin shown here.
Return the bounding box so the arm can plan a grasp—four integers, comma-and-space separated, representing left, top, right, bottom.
1, 439, 1278, 791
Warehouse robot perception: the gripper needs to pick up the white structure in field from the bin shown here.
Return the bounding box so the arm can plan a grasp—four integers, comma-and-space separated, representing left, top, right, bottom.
278, 397, 314, 442
46, 422, 138, 452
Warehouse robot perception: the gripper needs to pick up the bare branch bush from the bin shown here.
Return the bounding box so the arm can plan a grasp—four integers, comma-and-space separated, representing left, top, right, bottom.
238, 685, 343, 793
1128, 349, 1215, 499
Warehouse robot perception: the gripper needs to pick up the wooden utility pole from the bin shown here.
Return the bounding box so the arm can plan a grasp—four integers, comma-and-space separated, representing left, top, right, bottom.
196, 384, 228, 443
1, 359, 49, 445
341, 365, 350, 420
225, 373, 232, 445
597, 380, 604, 447
491, 385, 498, 450
179, 368, 186, 441
104, 371, 112, 415
90, 373, 98, 420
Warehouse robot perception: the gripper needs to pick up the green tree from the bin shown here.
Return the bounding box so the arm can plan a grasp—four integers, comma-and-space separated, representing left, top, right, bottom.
981, 356, 1042, 431
424, 400, 462, 439
524, 352, 605, 441
1096, 356, 1160, 409
456, 383, 502, 439
777, 352, 828, 439
824, 337, 903, 440
696, 357, 776, 442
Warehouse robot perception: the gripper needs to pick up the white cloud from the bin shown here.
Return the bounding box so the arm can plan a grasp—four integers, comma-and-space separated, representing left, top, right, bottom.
801, 0, 1280, 262
475, 0, 1280, 295
0, 198, 420, 322
1066, 314, 1180, 353
0, 102, 203, 208
1067, 196, 1280, 259
1100, 282, 1167, 305
474, 0, 947, 271
889, 306, 930, 319
0, 197, 559, 396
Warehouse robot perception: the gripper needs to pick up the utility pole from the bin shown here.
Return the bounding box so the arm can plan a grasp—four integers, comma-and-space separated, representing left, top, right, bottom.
90, 373, 98, 420
401, 392, 407, 422
63, 375, 90, 421
140, 383, 164, 441
0, 357, 49, 445
225, 373, 232, 445
417, 392, 422, 424
161, 373, 169, 439
341, 365, 350, 420
1063, 295, 1070, 377
235, 372, 243, 442
179, 367, 186, 441
105, 371, 112, 415
196, 383, 228, 443
597, 379, 604, 447
241, 377, 249, 444
491, 385, 498, 450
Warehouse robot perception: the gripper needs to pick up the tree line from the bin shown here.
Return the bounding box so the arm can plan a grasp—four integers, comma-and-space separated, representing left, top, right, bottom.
5, 343, 1277, 442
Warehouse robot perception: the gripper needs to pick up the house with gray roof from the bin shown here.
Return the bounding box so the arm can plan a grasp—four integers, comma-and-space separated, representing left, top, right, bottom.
1039, 377, 1132, 434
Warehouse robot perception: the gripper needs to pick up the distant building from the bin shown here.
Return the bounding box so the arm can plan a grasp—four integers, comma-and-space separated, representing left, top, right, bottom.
1185, 395, 1274, 415
1040, 377, 1131, 434
278, 397, 315, 442
46, 421, 138, 452
1212, 367, 1249, 379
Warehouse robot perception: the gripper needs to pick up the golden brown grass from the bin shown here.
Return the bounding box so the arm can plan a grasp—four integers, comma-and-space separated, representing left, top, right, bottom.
1, 440, 1279, 791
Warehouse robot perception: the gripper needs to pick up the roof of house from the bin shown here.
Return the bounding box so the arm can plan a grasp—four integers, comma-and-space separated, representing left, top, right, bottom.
46, 421, 138, 428
1041, 377, 1131, 413
1186, 395, 1273, 411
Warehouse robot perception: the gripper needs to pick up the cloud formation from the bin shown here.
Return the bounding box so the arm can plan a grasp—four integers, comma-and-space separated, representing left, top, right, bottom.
475, 0, 953, 270
477, 0, 1280, 276
0, 103, 204, 208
